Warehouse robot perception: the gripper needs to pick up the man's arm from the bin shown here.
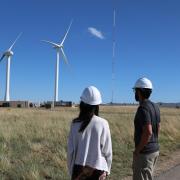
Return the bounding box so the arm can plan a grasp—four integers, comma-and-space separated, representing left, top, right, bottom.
134, 123, 152, 155
158, 123, 160, 134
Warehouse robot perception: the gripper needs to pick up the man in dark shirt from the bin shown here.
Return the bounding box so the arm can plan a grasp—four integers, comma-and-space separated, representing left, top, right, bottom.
132, 77, 160, 180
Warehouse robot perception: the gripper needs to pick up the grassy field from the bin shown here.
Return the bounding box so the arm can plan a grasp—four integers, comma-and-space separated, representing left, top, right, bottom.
0, 106, 179, 179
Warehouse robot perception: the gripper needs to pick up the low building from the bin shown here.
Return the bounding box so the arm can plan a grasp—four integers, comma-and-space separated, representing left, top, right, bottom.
56, 100, 73, 107
45, 100, 74, 107
0, 101, 29, 108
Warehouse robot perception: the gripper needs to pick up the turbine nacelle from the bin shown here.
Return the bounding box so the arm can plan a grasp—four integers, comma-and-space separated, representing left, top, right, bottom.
4, 50, 14, 57
53, 44, 63, 49
0, 33, 22, 62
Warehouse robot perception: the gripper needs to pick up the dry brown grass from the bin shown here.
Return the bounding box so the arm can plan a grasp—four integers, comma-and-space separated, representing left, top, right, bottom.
0, 106, 179, 179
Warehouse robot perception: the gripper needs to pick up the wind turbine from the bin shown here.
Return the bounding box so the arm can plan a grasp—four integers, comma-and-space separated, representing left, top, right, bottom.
42, 20, 73, 102
0, 33, 22, 101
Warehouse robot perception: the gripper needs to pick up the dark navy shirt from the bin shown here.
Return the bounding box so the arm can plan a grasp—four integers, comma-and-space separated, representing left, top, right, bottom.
134, 100, 160, 154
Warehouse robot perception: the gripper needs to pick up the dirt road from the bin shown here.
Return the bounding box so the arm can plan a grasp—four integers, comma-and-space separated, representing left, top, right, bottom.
122, 150, 180, 180
155, 164, 180, 180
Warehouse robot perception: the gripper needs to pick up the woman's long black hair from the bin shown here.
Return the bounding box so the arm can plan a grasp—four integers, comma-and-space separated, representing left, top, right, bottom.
73, 101, 99, 132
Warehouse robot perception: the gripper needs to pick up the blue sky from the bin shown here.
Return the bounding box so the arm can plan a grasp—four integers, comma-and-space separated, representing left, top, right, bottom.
0, 0, 180, 103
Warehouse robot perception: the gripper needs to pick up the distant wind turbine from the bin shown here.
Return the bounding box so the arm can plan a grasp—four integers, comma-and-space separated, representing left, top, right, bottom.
0, 33, 22, 101
42, 20, 73, 102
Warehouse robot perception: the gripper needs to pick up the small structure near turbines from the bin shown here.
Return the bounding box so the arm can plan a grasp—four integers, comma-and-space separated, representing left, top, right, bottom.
42, 20, 73, 103
0, 33, 22, 102
0, 101, 29, 108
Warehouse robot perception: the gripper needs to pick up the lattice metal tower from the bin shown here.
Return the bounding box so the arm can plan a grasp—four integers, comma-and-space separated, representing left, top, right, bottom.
111, 9, 116, 104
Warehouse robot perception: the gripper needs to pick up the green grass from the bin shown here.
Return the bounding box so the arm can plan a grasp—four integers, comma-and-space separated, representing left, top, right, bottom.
0, 106, 179, 179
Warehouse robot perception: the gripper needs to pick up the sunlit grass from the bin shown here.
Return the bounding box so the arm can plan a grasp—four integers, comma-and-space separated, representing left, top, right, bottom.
0, 106, 179, 179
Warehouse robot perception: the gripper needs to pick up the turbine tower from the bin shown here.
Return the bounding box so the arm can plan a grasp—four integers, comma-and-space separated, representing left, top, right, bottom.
42, 20, 73, 102
0, 33, 22, 101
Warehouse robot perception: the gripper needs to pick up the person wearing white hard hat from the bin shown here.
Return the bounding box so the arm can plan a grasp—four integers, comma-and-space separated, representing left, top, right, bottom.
132, 77, 160, 180
67, 86, 112, 180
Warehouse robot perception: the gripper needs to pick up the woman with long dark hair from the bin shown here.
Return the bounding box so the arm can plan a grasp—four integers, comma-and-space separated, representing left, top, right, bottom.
67, 86, 112, 180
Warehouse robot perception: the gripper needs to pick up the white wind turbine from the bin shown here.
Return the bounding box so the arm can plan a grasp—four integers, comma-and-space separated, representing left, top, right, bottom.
42, 20, 73, 102
0, 33, 22, 101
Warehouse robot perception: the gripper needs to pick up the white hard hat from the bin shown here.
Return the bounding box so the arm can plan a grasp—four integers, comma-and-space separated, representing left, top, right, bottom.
80, 86, 102, 105
133, 77, 153, 89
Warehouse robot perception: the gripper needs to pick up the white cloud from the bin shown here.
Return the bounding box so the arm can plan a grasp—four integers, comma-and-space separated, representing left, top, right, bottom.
88, 27, 105, 40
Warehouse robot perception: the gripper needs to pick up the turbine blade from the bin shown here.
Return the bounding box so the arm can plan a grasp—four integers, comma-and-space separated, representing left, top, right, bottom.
61, 48, 68, 64
41, 40, 60, 47
9, 32, 22, 51
60, 20, 73, 45
0, 54, 5, 62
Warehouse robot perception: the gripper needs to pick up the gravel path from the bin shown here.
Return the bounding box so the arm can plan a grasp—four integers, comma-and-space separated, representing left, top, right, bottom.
122, 150, 180, 180
155, 164, 180, 180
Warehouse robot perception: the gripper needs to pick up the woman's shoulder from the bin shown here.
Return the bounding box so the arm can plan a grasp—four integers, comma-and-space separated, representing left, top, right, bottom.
70, 118, 81, 129
92, 115, 109, 127
72, 117, 81, 123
